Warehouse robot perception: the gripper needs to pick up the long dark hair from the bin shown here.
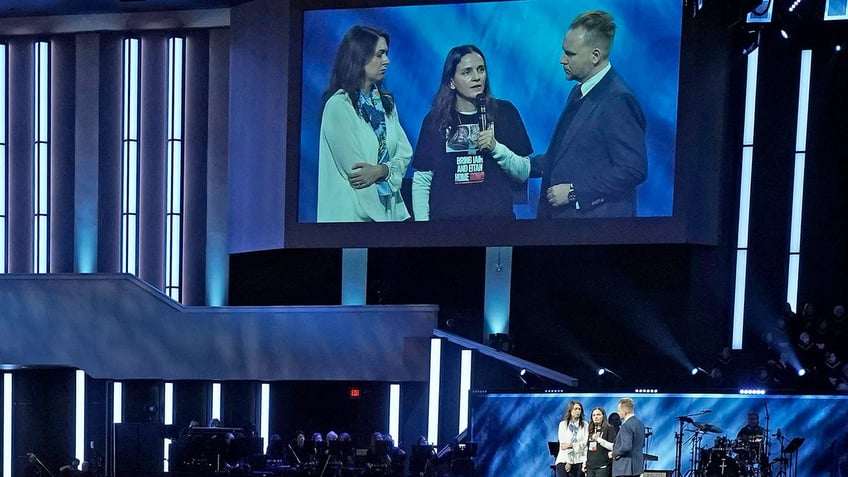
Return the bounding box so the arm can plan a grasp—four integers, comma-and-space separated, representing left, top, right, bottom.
323, 25, 395, 117
589, 406, 609, 434
429, 44, 497, 133
562, 400, 585, 427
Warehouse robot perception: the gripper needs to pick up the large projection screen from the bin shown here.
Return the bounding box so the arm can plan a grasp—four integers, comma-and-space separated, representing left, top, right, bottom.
284, 0, 725, 247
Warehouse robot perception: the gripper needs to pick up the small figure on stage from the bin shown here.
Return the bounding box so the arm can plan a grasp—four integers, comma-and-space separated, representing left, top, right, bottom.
736, 412, 770, 477
555, 400, 589, 477
583, 407, 617, 477
611, 398, 645, 477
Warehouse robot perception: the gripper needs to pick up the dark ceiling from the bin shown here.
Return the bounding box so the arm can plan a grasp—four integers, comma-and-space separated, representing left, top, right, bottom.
0, 0, 256, 18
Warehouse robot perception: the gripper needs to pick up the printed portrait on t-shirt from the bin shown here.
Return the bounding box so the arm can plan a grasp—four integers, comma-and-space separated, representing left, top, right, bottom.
446, 123, 488, 185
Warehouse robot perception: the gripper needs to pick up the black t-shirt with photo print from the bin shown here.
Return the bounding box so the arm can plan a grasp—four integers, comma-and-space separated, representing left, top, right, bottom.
413, 99, 532, 220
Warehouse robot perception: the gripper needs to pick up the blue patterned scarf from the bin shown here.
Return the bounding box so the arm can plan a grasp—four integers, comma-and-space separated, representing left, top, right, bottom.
358, 86, 392, 201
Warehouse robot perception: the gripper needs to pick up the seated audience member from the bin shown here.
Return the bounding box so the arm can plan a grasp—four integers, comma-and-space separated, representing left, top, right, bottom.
831, 305, 847, 355
365, 432, 391, 475
837, 363, 848, 392
267, 434, 285, 459
58, 459, 80, 477
795, 331, 821, 372
78, 462, 93, 477
823, 352, 844, 389
286, 430, 309, 467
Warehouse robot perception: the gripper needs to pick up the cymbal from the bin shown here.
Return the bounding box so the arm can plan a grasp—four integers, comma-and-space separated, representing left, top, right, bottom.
693, 422, 723, 433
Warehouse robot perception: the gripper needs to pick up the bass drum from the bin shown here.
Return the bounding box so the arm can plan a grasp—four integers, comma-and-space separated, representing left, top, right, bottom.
702, 453, 742, 477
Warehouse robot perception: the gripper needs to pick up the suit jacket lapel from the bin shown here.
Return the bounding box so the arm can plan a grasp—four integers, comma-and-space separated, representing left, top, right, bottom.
549, 69, 617, 171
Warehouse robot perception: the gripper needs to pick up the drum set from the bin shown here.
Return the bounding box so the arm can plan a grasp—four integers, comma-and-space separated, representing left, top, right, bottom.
698, 433, 767, 477
673, 415, 770, 477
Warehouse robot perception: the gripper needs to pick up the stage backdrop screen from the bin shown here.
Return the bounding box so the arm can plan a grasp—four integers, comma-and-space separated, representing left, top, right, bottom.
286, 0, 709, 247
469, 392, 848, 477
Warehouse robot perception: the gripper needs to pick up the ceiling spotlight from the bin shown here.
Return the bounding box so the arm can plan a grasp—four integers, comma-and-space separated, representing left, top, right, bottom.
691, 367, 710, 376
597, 367, 621, 379
780, 28, 790, 39
836, 44, 844, 52
788, 0, 803, 13
797, 368, 807, 377
518, 368, 543, 389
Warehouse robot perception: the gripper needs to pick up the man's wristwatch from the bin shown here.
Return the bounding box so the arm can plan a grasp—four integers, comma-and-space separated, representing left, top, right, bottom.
568, 184, 578, 204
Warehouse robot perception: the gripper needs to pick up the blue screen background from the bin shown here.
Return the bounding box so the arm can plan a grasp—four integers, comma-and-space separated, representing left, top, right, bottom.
298, 0, 681, 222
470, 392, 848, 477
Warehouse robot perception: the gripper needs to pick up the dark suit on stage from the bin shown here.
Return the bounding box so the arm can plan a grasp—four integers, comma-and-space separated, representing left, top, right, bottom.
611, 414, 645, 477
537, 67, 647, 218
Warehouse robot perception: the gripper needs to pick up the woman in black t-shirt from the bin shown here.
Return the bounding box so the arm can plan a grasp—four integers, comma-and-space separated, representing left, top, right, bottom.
411, 45, 533, 221
584, 407, 617, 477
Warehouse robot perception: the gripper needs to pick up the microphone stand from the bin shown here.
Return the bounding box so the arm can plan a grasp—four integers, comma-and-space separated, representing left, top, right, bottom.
671, 416, 689, 477
688, 431, 704, 477
671, 410, 710, 477
763, 401, 771, 470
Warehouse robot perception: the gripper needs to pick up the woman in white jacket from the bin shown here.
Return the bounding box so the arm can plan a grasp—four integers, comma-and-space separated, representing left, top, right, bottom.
556, 400, 589, 477
317, 25, 412, 222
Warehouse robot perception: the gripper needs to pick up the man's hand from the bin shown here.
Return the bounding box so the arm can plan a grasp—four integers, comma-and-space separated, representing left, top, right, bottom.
547, 183, 573, 207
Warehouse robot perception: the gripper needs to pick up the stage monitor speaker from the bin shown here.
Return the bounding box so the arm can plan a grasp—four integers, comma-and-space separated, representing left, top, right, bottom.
643, 471, 671, 477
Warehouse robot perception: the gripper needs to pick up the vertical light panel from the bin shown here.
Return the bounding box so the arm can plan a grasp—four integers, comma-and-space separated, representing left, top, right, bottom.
737, 149, 754, 249
458, 350, 472, 434
3, 373, 12, 477
732, 250, 748, 349
75, 370, 86, 462
211, 382, 221, 421
389, 384, 400, 445
794, 51, 812, 154
0, 43, 7, 273
427, 339, 441, 445
164, 37, 185, 302
33, 41, 50, 273
121, 38, 140, 275
341, 248, 367, 305
786, 50, 812, 310
113, 382, 123, 424
164, 383, 174, 424
260, 383, 270, 451
732, 47, 760, 350
164, 382, 174, 472
787, 254, 801, 309
484, 247, 512, 341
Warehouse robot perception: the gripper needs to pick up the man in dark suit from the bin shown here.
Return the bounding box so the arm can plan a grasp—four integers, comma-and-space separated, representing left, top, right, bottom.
612, 398, 645, 477
537, 10, 647, 218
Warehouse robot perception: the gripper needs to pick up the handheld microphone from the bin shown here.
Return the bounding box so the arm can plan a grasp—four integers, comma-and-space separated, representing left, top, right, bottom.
476, 94, 488, 130
701, 410, 712, 414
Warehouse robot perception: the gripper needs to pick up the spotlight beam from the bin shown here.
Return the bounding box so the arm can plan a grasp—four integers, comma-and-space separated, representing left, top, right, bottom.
597, 367, 621, 379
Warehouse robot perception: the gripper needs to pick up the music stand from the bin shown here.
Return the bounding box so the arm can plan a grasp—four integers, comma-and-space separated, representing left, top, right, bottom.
783, 438, 804, 454
785, 437, 804, 477
548, 442, 559, 477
